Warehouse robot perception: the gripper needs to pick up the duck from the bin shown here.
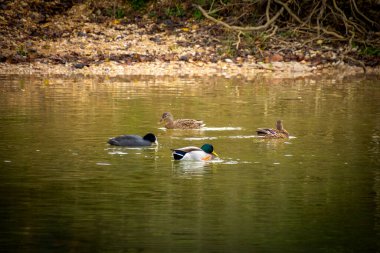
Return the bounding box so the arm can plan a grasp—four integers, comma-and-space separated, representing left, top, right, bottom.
256, 120, 289, 138
107, 133, 158, 146
171, 144, 218, 161
160, 112, 205, 129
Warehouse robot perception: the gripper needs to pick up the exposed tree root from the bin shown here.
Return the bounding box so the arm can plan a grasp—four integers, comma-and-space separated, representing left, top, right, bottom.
193, 4, 284, 32
194, 0, 379, 68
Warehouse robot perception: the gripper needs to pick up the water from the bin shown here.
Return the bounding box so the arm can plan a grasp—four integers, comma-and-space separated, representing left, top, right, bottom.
0, 74, 379, 252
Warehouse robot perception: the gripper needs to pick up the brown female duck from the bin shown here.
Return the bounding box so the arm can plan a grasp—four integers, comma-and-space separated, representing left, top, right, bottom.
256, 120, 289, 138
160, 112, 205, 129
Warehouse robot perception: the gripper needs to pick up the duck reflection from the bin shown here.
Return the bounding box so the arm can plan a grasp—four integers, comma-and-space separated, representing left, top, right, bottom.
107, 144, 158, 155
171, 160, 215, 177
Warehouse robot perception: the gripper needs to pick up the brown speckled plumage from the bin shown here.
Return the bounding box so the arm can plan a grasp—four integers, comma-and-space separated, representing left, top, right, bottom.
160, 112, 205, 129
256, 120, 289, 138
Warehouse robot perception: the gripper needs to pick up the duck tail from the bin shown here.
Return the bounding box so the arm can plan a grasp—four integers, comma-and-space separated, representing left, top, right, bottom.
172, 150, 187, 160
256, 128, 273, 135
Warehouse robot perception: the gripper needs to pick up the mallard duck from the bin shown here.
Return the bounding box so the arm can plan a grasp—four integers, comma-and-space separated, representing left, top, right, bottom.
171, 144, 218, 161
256, 120, 289, 138
160, 112, 205, 129
107, 133, 158, 146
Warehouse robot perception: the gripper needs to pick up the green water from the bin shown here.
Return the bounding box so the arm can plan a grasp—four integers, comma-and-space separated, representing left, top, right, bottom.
0, 74, 379, 252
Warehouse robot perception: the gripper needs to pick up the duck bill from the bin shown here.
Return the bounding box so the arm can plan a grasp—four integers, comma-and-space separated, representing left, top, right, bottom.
154, 140, 159, 145
212, 151, 219, 157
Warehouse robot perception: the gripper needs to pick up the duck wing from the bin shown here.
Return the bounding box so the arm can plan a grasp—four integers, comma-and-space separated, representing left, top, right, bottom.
174, 119, 205, 129
171, 146, 203, 160
171, 146, 202, 152
256, 128, 289, 138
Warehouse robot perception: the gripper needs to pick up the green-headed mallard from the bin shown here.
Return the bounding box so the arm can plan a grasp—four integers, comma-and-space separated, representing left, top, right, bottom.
160, 112, 205, 129
108, 133, 158, 146
256, 120, 289, 138
171, 144, 218, 161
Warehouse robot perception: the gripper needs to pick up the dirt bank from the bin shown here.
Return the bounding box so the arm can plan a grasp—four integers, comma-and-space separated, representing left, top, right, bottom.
0, 1, 379, 78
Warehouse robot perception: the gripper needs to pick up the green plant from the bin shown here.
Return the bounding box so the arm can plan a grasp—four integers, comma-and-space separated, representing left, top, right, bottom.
360, 46, 380, 56
218, 37, 238, 58
128, 0, 149, 10
115, 8, 125, 19
106, 7, 125, 19
165, 4, 185, 17
193, 9, 203, 20
16, 45, 28, 57
278, 30, 295, 38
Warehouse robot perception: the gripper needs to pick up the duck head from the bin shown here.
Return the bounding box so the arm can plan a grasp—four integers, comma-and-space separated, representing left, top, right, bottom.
143, 133, 158, 145
160, 112, 174, 123
276, 120, 289, 137
276, 120, 284, 131
200, 144, 218, 157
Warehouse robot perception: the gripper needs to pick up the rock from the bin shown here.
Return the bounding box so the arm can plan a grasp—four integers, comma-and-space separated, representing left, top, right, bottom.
11, 54, 27, 63
236, 57, 243, 63
149, 36, 161, 43
179, 55, 189, 61
272, 54, 284, 62
73, 63, 88, 69
0, 54, 7, 62
324, 51, 337, 60
265, 54, 284, 63
295, 52, 304, 61
77, 31, 86, 37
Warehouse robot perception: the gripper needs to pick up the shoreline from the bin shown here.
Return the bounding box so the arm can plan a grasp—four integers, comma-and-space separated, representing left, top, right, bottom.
1, 61, 378, 79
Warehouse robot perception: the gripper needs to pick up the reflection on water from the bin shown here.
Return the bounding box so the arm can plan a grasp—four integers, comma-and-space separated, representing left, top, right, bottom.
0, 74, 379, 252
172, 160, 215, 177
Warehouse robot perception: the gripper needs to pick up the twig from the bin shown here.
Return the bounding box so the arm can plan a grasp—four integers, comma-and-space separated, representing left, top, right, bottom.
209, 0, 215, 12
348, 31, 355, 50
235, 31, 243, 50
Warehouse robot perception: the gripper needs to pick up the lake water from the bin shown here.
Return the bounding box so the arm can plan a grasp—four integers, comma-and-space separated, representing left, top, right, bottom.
0, 74, 379, 252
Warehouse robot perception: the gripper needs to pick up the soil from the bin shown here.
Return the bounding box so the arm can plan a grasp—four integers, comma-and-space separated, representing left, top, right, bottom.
0, 1, 379, 78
